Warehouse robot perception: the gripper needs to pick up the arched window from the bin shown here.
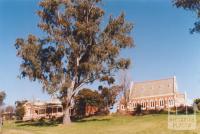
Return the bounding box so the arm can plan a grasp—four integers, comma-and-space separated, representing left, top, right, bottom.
168, 99, 174, 106
168, 99, 171, 106
141, 101, 146, 109
150, 100, 155, 108
159, 99, 164, 107
171, 100, 173, 105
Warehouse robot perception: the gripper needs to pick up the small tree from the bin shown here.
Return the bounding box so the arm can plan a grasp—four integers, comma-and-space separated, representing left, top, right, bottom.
15, 0, 134, 124
119, 70, 131, 111
74, 88, 101, 118
98, 85, 120, 114
15, 100, 27, 120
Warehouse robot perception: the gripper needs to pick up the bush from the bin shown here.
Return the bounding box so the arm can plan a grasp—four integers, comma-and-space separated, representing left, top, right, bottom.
135, 104, 142, 115
15, 100, 27, 120
170, 105, 194, 114
142, 109, 168, 115
38, 117, 45, 124
15, 106, 25, 120
179, 106, 194, 114
132, 108, 169, 116
159, 109, 168, 114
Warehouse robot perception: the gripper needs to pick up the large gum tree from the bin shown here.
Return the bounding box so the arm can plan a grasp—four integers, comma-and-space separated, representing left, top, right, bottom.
174, 0, 200, 33
15, 0, 134, 124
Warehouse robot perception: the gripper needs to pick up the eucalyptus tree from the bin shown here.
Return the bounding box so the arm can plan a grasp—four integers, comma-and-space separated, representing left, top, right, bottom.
15, 0, 134, 124
174, 0, 200, 33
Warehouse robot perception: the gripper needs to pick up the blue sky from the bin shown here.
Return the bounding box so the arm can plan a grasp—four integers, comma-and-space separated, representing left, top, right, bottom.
0, 0, 200, 105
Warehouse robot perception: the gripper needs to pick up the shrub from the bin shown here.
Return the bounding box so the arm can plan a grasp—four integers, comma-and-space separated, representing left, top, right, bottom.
15, 100, 27, 120
175, 105, 194, 114
194, 98, 200, 110
143, 109, 167, 115
15, 106, 25, 120
135, 104, 142, 115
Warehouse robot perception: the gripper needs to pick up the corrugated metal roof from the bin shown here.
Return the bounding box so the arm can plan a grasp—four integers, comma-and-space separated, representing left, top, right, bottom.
130, 77, 176, 98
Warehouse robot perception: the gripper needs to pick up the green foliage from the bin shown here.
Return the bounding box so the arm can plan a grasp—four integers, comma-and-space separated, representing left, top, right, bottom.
75, 86, 120, 117
194, 98, 200, 110
74, 88, 102, 118
98, 86, 120, 113
15, 107, 25, 120
194, 98, 200, 104
173, 0, 200, 33
15, 100, 27, 120
178, 105, 194, 114
15, 0, 134, 123
100, 76, 115, 85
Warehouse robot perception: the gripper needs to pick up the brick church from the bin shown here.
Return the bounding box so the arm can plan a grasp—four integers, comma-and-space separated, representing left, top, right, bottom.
118, 76, 186, 112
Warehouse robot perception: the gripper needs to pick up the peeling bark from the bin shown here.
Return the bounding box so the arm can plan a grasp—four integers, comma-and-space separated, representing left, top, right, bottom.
63, 106, 71, 125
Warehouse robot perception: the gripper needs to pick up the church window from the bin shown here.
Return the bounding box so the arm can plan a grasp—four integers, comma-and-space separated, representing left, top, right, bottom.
159, 99, 164, 107
168, 99, 174, 106
150, 100, 155, 108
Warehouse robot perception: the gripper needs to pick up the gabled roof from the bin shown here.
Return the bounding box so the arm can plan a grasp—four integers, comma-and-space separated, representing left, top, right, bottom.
130, 77, 177, 98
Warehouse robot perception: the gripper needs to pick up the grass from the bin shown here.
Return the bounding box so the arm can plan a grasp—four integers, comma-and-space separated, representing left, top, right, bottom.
2, 114, 200, 134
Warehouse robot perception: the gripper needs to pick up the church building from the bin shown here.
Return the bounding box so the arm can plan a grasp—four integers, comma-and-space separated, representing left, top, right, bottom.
118, 76, 186, 112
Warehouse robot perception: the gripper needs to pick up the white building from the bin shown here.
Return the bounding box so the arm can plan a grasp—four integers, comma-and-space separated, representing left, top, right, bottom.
23, 99, 63, 121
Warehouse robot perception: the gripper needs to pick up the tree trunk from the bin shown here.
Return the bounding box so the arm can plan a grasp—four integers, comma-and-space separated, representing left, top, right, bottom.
63, 106, 71, 125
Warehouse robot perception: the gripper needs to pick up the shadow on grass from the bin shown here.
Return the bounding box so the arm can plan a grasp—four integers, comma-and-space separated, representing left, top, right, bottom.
15, 116, 111, 127
74, 118, 111, 123
15, 119, 60, 127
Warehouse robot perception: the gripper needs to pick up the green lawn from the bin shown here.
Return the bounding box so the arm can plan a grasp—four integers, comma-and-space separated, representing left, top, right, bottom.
2, 114, 200, 134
